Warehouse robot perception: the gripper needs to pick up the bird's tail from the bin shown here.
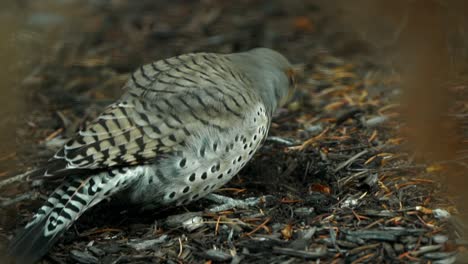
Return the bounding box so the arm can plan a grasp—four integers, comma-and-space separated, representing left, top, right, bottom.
8, 167, 139, 263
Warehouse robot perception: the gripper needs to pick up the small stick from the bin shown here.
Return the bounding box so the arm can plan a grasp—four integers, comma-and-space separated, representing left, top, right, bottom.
0, 170, 35, 189
334, 150, 369, 172
1, 191, 39, 207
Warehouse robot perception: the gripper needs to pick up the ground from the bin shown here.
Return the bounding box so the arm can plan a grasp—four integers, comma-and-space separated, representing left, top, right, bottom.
0, 0, 465, 263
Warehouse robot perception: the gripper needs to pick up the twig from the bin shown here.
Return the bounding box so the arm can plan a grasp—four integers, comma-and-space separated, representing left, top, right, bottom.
0, 170, 35, 189
177, 237, 184, 258
266, 136, 296, 146
333, 150, 369, 172
0, 191, 40, 207
245, 217, 271, 236
272, 246, 327, 259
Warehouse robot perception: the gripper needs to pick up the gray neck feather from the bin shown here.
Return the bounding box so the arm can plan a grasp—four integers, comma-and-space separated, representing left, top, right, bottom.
227, 49, 290, 115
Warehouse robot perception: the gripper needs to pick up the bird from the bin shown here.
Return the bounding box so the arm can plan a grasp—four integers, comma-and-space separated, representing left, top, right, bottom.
8, 47, 295, 263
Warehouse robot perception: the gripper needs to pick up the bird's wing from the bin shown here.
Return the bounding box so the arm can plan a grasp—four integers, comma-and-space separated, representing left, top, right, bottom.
40, 53, 257, 178
42, 100, 181, 177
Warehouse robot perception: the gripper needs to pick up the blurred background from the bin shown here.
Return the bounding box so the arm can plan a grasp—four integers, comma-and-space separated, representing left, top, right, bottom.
0, 0, 467, 262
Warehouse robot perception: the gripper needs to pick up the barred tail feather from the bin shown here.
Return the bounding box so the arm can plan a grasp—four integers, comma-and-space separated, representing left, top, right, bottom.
8, 213, 64, 264
8, 180, 77, 263
8, 167, 140, 263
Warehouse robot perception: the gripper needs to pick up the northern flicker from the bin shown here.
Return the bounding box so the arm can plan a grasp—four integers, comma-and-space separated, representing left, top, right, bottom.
9, 48, 295, 263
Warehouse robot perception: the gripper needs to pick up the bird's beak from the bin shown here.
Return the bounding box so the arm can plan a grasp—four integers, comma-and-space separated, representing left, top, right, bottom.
286, 68, 296, 88
283, 68, 297, 104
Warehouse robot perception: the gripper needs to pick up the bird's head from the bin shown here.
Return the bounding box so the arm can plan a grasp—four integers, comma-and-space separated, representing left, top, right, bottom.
228, 48, 296, 114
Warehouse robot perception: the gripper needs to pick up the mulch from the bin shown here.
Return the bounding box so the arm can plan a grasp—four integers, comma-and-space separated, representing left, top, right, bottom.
0, 1, 465, 263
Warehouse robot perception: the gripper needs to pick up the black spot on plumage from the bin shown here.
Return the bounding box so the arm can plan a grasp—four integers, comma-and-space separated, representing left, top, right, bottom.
199, 145, 206, 157
140, 65, 152, 82
179, 158, 187, 167
169, 134, 177, 142
54, 148, 66, 159
157, 138, 165, 147
69, 180, 82, 189
44, 199, 54, 211
73, 195, 87, 206
201, 172, 207, 180
47, 222, 56, 231
122, 130, 131, 142
75, 137, 86, 145
100, 148, 110, 160
153, 125, 161, 134
56, 221, 64, 229
61, 210, 73, 221
162, 98, 174, 109
67, 203, 80, 213
65, 189, 76, 197
132, 152, 145, 163
170, 113, 183, 124
65, 149, 81, 160
101, 176, 108, 185
99, 120, 111, 134
50, 192, 61, 200
58, 196, 70, 206
183, 186, 190, 193
211, 165, 217, 173
88, 187, 97, 196
217, 174, 223, 179
189, 173, 196, 182
87, 178, 96, 195
37, 208, 46, 216
135, 136, 145, 148
213, 142, 218, 151
107, 137, 116, 146
139, 113, 150, 124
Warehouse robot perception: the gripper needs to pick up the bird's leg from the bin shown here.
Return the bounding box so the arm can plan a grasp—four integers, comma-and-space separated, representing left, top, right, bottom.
205, 193, 275, 212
